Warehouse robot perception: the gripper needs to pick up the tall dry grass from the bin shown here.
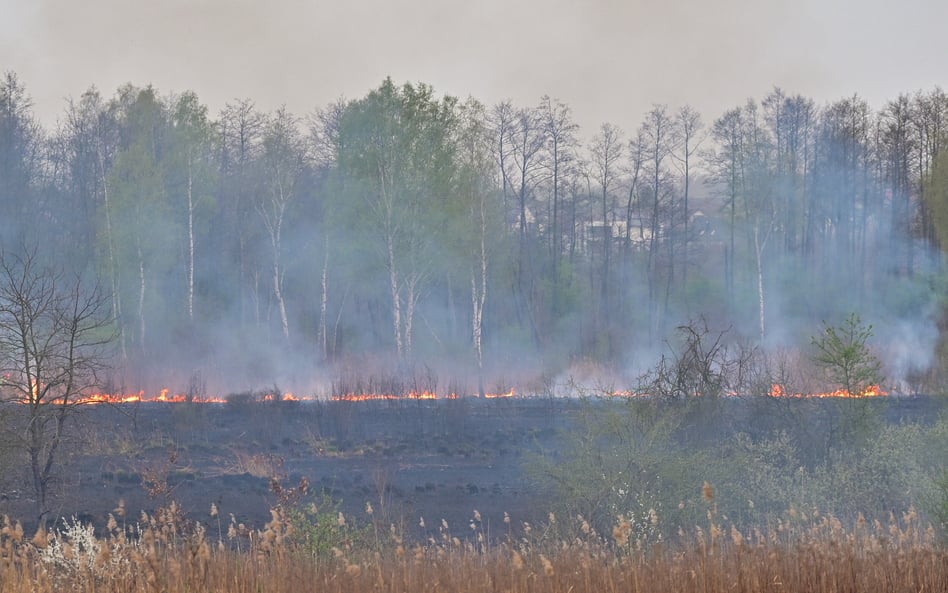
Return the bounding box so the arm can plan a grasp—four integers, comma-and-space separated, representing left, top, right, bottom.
0, 501, 945, 593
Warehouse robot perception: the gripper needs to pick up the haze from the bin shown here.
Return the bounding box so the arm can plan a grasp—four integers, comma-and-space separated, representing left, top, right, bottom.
3, 0, 946, 132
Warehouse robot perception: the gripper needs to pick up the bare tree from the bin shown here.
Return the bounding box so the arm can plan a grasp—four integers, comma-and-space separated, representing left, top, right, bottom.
673, 105, 704, 291
489, 101, 517, 226
511, 106, 548, 241
590, 123, 624, 348
639, 105, 676, 342
219, 99, 264, 328
878, 95, 917, 277
0, 248, 114, 527
57, 89, 125, 362
707, 107, 745, 302
538, 96, 579, 260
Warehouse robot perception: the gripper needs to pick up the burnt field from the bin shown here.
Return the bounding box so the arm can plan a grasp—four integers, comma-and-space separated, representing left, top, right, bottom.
0, 394, 945, 537
0, 397, 567, 536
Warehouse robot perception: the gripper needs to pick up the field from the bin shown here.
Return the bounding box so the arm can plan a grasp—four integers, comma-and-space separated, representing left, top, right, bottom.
0, 397, 568, 537
0, 395, 945, 591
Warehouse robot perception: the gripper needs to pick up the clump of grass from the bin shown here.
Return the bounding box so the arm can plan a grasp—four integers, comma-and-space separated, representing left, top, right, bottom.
0, 501, 943, 592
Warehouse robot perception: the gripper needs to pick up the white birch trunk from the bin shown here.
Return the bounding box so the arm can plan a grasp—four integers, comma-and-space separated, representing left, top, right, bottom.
387, 233, 403, 359
318, 236, 329, 359
187, 153, 195, 321
137, 242, 146, 355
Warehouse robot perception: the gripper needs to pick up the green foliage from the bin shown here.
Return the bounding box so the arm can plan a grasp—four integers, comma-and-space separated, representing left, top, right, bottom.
810, 313, 884, 395
925, 150, 948, 252
934, 471, 948, 533
535, 391, 948, 542
809, 313, 886, 447
532, 398, 704, 542
285, 495, 369, 561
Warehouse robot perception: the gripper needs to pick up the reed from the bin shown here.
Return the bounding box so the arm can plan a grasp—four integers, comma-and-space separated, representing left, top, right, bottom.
0, 501, 943, 593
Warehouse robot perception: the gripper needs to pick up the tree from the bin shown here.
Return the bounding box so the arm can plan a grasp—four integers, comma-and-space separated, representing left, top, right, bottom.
219, 99, 265, 329
810, 312, 885, 453
0, 72, 42, 246
256, 107, 307, 342
740, 100, 777, 342
707, 107, 745, 303
168, 91, 217, 324
639, 106, 676, 342
107, 86, 175, 365
456, 99, 499, 395
590, 123, 624, 354
308, 100, 347, 361
538, 96, 579, 261
925, 149, 948, 250
335, 79, 460, 361
0, 248, 113, 527
878, 95, 917, 277
673, 105, 704, 293
812, 95, 872, 290
911, 88, 948, 249
811, 313, 883, 396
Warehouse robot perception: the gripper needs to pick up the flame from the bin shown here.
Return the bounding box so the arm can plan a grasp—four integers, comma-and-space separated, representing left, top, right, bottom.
331, 389, 514, 401
331, 390, 439, 402
8, 382, 893, 405
484, 388, 515, 399
75, 390, 227, 404
769, 384, 888, 398
606, 390, 647, 398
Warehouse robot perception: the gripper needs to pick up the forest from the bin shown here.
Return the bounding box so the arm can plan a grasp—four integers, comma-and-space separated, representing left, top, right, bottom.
1, 71, 947, 397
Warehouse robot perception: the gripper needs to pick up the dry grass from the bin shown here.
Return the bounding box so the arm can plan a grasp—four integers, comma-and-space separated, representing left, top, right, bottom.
0, 503, 945, 593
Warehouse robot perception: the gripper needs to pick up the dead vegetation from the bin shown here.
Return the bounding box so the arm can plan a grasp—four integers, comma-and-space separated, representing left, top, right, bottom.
0, 498, 943, 593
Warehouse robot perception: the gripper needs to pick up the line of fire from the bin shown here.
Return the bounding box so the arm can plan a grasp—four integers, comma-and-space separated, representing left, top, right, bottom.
26, 384, 892, 405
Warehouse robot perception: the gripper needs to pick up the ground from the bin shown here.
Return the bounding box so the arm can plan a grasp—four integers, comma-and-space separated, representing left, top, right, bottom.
0, 394, 942, 539
0, 397, 569, 538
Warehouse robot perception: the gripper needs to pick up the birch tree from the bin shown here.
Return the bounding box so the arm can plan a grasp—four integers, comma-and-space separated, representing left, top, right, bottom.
335, 79, 460, 361
169, 91, 217, 323
457, 99, 498, 395
107, 86, 176, 360
256, 107, 307, 342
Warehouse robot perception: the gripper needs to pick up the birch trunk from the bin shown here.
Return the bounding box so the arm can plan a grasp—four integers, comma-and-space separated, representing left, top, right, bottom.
187, 153, 195, 321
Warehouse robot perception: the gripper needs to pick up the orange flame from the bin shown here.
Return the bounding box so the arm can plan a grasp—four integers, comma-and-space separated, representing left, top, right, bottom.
484, 388, 515, 399
76, 390, 227, 404
769, 384, 888, 398
330, 389, 515, 401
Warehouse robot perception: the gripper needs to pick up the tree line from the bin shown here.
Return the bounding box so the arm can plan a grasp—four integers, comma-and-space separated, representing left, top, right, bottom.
1, 72, 947, 393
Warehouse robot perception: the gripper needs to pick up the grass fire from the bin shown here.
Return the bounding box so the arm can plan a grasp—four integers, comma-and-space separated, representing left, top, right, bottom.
2, 30, 948, 592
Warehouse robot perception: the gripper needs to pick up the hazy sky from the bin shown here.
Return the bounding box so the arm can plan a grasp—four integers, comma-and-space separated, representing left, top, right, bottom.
2, 0, 946, 136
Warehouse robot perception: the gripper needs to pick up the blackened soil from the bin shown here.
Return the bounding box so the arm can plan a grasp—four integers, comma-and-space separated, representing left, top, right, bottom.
0, 398, 568, 538
0, 394, 943, 539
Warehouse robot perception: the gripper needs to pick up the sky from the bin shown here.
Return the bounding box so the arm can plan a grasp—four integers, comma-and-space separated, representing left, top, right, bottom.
2, 0, 947, 137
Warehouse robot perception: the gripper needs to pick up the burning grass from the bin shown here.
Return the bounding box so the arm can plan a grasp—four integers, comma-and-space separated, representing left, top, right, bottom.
0, 501, 944, 593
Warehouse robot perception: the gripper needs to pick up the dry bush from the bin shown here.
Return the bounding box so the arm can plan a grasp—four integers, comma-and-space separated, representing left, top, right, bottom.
0, 499, 941, 593
227, 451, 284, 478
